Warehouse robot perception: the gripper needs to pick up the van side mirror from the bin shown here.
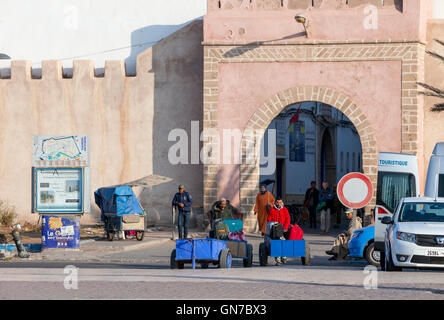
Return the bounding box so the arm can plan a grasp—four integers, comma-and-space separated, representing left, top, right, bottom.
381, 216, 393, 225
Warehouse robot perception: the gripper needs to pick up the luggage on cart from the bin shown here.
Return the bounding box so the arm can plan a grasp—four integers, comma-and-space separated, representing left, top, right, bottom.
266, 222, 284, 240
228, 231, 246, 241
222, 219, 243, 233
286, 224, 304, 240
214, 221, 230, 240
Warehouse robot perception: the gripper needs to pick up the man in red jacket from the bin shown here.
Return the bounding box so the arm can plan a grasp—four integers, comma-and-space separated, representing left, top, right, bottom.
267, 197, 290, 265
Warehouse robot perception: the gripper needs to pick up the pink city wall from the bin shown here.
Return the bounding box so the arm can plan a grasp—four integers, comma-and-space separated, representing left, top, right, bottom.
216, 60, 402, 206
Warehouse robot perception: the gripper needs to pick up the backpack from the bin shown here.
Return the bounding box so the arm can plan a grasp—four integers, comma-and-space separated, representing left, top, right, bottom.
266, 222, 284, 240
214, 221, 230, 240
286, 224, 304, 240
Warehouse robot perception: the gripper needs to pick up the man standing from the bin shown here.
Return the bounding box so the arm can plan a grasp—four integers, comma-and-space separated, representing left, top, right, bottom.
267, 197, 291, 265
254, 185, 275, 235
319, 180, 333, 234
304, 181, 319, 229
326, 208, 362, 260
172, 185, 192, 239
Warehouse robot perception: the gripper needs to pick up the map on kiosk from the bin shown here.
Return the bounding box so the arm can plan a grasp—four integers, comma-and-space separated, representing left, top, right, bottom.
32, 135, 89, 165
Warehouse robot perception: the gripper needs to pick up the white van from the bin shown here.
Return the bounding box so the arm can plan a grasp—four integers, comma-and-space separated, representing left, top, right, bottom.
424, 142, 444, 198
374, 153, 420, 253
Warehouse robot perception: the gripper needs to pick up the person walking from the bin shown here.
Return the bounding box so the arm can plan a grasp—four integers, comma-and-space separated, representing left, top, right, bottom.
318, 180, 333, 234
254, 185, 275, 235
172, 185, 192, 239
304, 181, 319, 229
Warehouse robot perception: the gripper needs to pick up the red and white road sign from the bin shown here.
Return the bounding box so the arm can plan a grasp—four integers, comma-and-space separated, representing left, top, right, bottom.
337, 172, 373, 209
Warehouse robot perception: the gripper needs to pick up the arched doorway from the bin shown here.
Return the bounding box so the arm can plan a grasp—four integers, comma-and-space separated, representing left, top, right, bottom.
238, 86, 378, 231
320, 129, 335, 185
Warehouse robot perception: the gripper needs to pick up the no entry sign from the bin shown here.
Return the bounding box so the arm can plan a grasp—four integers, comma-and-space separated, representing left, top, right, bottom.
337, 172, 373, 209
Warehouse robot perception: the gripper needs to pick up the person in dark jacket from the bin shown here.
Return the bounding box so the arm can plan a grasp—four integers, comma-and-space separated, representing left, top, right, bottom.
304, 181, 319, 229
172, 184, 192, 239
319, 180, 333, 234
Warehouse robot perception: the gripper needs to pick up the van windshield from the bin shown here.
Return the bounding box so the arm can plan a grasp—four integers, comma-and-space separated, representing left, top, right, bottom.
377, 172, 416, 212
399, 202, 444, 222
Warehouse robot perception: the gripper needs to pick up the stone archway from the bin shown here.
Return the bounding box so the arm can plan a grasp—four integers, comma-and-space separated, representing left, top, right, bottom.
239, 86, 378, 230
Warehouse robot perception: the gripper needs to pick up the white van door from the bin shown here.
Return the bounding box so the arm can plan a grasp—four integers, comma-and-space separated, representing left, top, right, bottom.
374, 153, 419, 251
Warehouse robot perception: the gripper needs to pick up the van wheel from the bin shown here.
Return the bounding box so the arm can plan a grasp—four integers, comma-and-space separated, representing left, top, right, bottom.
365, 242, 380, 267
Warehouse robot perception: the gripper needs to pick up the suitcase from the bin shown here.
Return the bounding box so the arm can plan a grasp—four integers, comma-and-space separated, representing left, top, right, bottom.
266, 222, 284, 240
222, 219, 243, 232
286, 224, 303, 240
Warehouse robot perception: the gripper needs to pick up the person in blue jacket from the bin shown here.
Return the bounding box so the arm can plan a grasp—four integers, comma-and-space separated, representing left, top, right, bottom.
172, 184, 193, 239
318, 180, 333, 234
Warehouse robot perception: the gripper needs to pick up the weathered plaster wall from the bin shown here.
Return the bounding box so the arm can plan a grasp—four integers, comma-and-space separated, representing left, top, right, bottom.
0, 21, 203, 226
423, 20, 444, 190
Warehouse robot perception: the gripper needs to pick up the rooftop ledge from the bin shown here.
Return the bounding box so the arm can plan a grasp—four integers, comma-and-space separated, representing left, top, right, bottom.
204, 0, 433, 44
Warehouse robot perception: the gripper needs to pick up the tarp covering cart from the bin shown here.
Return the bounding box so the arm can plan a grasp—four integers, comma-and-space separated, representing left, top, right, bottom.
94, 185, 147, 241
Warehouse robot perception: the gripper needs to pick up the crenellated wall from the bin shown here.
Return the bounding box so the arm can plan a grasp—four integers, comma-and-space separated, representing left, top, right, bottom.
0, 20, 204, 226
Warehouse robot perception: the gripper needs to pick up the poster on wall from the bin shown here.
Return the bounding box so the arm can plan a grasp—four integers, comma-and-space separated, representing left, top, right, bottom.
34, 168, 83, 213
32, 135, 89, 167
289, 120, 306, 162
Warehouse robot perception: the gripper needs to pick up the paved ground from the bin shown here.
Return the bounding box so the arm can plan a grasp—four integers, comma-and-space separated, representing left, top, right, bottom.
1, 225, 444, 299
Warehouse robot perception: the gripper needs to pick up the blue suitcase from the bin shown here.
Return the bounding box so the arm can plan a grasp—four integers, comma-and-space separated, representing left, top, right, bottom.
222, 219, 243, 232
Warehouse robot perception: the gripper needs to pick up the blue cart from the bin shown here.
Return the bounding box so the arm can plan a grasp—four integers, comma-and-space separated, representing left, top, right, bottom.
170, 238, 232, 269
94, 185, 147, 241
258, 236, 310, 266
225, 240, 253, 267
210, 219, 253, 267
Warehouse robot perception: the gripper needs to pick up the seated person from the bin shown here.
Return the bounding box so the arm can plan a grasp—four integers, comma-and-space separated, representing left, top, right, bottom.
267, 197, 291, 265
207, 198, 242, 231
325, 207, 362, 261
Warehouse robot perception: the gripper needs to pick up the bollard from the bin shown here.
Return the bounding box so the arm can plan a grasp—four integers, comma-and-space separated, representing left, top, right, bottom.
11, 226, 30, 258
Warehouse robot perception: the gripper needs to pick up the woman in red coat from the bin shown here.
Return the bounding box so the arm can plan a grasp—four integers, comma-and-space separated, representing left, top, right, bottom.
267, 197, 291, 265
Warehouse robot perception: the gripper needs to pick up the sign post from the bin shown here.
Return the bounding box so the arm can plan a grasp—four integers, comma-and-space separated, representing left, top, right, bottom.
32, 135, 90, 250
337, 172, 374, 229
